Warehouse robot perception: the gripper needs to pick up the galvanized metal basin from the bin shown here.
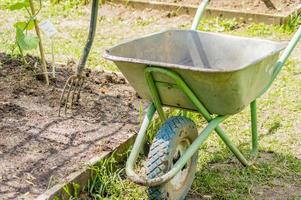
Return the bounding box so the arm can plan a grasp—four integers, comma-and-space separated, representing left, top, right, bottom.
103, 30, 285, 115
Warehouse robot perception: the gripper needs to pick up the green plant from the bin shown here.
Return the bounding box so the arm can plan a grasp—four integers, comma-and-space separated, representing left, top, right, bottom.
9, 1, 38, 57
50, 0, 90, 8
62, 183, 81, 200
244, 23, 273, 36
9, 0, 49, 84
87, 156, 125, 198
198, 17, 240, 32
281, 13, 301, 34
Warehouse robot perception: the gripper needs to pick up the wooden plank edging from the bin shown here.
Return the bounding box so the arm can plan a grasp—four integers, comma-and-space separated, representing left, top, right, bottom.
36, 133, 137, 200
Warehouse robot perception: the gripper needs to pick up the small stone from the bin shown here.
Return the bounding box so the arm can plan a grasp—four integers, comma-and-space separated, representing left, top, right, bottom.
94, 66, 104, 73
203, 195, 212, 199
94, 78, 101, 84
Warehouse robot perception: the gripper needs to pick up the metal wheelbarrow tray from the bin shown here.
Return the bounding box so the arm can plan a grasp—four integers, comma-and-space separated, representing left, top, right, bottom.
104, 29, 285, 115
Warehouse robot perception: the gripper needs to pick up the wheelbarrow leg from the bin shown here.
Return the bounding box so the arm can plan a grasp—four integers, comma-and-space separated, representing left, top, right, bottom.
214, 126, 250, 166
144, 71, 166, 122
250, 100, 258, 156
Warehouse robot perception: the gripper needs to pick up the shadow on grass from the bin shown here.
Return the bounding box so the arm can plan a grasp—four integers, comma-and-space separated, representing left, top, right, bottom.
61, 145, 301, 200
189, 149, 301, 200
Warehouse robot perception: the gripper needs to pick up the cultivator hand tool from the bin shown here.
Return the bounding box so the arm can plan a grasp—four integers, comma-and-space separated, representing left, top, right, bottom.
59, 0, 99, 116
104, 0, 301, 199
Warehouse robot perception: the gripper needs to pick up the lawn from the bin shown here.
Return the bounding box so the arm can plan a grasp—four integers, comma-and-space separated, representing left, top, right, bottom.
0, 1, 300, 199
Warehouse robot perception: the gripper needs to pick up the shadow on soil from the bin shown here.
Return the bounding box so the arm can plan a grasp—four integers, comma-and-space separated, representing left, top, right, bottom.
0, 53, 143, 199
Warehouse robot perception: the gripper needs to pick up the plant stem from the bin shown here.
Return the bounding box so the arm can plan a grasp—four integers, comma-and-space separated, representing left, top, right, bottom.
51, 38, 56, 78
29, 0, 49, 85
17, 43, 27, 64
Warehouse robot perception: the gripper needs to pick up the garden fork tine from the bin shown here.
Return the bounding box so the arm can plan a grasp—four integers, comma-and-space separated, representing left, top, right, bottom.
58, 0, 99, 116
58, 75, 74, 116
58, 75, 86, 116
70, 76, 85, 108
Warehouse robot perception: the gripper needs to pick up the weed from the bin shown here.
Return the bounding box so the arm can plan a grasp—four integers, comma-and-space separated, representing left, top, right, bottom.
135, 17, 153, 27
281, 12, 301, 34
85, 154, 147, 199
198, 17, 240, 32
62, 183, 81, 200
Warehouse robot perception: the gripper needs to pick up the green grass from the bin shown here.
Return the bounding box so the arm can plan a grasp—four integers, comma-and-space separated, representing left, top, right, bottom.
192, 153, 301, 199
198, 14, 301, 39
1, 1, 301, 199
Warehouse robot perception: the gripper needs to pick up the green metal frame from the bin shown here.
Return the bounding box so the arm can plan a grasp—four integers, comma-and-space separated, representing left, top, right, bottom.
250, 100, 258, 155
145, 67, 253, 165
125, 0, 301, 188
126, 67, 255, 187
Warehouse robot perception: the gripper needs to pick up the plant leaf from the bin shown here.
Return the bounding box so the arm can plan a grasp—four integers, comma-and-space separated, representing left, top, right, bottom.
9, 0, 30, 11
14, 20, 35, 30
16, 28, 39, 51
27, 20, 35, 30
14, 21, 27, 30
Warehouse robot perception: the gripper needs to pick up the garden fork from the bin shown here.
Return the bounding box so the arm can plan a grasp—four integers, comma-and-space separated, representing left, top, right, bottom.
58, 0, 99, 116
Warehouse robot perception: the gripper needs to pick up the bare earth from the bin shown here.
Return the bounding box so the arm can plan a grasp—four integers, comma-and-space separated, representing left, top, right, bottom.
0, 53, 142, 199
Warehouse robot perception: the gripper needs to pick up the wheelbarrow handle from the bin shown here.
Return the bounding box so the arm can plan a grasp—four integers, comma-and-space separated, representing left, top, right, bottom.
191, 0, 210, 30
261, 25, 301, 96
274, 25, 301, 77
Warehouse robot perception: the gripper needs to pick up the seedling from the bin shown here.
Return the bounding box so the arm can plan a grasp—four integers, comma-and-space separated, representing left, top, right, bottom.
9, 0, 49, 85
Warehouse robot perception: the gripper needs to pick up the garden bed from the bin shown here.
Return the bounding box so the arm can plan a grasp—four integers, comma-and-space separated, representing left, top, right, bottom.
0, 53, 143, 199
113, 0, 301, 24
153, 0, 300, 15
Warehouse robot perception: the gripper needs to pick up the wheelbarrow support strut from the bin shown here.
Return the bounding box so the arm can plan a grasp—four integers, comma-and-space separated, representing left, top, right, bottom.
250, 100, 258, 155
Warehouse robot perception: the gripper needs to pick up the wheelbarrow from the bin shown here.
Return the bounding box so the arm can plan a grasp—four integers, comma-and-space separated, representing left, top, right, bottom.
103, 0, 301, 199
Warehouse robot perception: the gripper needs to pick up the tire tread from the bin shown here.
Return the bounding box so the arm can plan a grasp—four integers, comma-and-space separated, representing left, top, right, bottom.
147, 116, 197, 200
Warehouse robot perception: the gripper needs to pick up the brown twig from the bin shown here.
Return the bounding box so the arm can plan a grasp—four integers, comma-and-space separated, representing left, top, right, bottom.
261, 0, 276, 10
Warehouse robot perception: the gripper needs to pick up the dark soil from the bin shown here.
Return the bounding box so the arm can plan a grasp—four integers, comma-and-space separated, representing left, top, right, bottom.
152, 0, 300, 14
0, 53, 144, 199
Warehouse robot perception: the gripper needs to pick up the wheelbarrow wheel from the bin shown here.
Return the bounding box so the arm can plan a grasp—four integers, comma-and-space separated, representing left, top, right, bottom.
147, 116, 198, 200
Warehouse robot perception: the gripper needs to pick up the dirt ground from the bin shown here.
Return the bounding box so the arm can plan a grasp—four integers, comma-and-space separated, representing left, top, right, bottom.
0, 53, 143, 199
152, 0, 300, 14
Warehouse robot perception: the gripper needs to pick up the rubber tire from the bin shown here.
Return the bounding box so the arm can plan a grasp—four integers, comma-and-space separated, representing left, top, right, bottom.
146, 116, 198, 200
